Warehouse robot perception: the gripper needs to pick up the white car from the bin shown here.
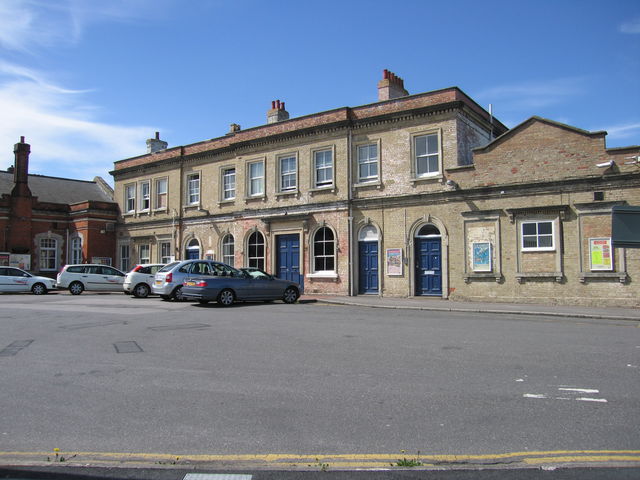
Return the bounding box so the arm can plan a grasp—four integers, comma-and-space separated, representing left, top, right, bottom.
0, 267, 57, 295
123, 264, 164, 298
57, 264, 125, 295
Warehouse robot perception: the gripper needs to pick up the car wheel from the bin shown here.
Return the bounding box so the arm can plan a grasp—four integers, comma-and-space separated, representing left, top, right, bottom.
31, 283, 47, 295
198, 300, 209, 305
133, 283, 150, 298
69, 281, 84, 295
217, 289, 235, 307
171, 286, 184, 301
283, 287, 299, 304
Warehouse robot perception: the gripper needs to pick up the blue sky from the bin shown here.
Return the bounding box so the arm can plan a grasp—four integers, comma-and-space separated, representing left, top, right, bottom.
1, 0, 638, 184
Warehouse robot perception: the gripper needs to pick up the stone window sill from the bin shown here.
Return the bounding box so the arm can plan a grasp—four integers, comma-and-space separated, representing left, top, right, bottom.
579, 272, 627, 284
516, 272, 563, 283
464, 272, 502, 283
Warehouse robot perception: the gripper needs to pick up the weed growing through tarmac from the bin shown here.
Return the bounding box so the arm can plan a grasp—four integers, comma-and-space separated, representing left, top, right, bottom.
46, 448, 77, 463
392, 450, 422, 467
156, 457, 181, 465
308, 457, 329, 471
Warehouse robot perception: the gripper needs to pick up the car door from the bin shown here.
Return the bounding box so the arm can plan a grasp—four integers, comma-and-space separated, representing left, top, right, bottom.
6, 268, 31, 292
0, 267, 21, 292
83, 265, 105, 290
100, 266, 125, 291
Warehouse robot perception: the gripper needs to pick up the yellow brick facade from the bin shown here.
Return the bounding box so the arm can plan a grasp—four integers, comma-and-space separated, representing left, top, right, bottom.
111, 78, 640, 307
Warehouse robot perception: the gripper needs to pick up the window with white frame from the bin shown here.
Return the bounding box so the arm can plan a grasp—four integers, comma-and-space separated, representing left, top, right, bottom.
139, 181, 150, 211
222, 168, 236, 200
521, 221, 554, 251
70, 237, 82, 264
186, 173, 200, 205
248, 161, 264, 197
124, 184, 136, 213
40, 238, 57, 271
357, 144, 378, 182
222, 234, 235, 267
414, 133, 440, 177
314, 149, 333, 188
139, 244, 151, 264
159, 241, 172, 264
247, 231, 265, 270
155, 178, 167, 209
279, 155, 297, 192
120, 244, 130, 272
313, 227, 335, 272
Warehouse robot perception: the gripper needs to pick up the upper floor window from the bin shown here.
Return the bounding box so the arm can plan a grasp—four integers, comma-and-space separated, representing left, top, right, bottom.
223, 168, 236, 200
414, 133, 440, 177
187, 173, 200, 205
222, 234, 235, 267
155, 178, 168, 209
279, 155, 297, 192
70, 237, 82, 264
124, 184, 136, 213
139, 181, 150, 211
40, 238, 57, 271
521, 221, 554, 251
247, 231, 265, 270
248, 161, 264, 197
357, 144, 378, 182
314, 149, 333, 188
313, 227, 335, 273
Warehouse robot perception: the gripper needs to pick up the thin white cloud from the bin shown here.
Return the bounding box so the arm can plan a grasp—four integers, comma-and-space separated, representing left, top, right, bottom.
0, 0, 165, 182
474, 77, 588, 111
0, 61, 156, 182
600, 122, 640, 140
619, 17, 640, 34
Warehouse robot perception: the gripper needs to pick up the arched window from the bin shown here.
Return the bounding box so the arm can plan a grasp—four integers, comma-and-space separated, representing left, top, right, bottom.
185, 238, 200, 260
40, 238, 58, 271
313, 227, 335, 272
222, 234, 235, 267
416, 224, 440, 237
70, 237, 83, 264
359, 225, 378, 242
247, 231, 265, 270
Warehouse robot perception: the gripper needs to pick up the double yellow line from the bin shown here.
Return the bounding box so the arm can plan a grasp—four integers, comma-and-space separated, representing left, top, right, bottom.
1, 450, 640, 468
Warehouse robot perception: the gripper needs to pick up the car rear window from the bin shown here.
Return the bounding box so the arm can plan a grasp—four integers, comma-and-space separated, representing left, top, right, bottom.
158, 262, 179, 273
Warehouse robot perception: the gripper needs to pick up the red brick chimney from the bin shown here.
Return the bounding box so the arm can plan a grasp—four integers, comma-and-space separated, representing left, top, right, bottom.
267, 100, 289, 124
11, 136, 31, 198
377, 69, 409, 101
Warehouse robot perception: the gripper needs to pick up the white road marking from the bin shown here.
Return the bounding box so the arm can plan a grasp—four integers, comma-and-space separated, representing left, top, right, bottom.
523, 394, 547, 399
558, 388, 599, 394
576, 397, 608, 403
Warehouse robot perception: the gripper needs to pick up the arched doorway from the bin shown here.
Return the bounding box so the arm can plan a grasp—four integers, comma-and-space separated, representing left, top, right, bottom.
414, 224, 442, 296
358, 225, 379, 294
185, 238, 200, 260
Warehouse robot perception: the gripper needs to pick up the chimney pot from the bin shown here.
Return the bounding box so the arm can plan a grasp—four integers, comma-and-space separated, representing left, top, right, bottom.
155, 131, 160, 140
377, 69, 409, 101
20, 136, 25, 143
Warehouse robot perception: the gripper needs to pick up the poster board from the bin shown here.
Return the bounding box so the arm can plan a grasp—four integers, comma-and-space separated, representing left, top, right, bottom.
385, 248, 403, 276
589, 238, 613, 271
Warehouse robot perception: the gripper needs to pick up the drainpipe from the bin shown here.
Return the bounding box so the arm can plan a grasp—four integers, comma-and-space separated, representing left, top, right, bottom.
347, 123, 354, 297
177, 147, 185, 260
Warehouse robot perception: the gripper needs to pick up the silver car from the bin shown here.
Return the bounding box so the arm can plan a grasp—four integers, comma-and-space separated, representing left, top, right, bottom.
152, 260, 236, 301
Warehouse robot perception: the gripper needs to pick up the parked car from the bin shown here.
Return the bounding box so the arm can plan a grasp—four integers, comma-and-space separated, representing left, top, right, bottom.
123, 264, 165, 298
181, 266, 302, 306
56, 264, 125, 295
152, 260, 238, 300
0, 267, 57, 295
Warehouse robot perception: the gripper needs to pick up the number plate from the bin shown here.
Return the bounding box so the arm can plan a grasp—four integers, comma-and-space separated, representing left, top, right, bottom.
185, 281, 195, 286
155, 280, 162, 285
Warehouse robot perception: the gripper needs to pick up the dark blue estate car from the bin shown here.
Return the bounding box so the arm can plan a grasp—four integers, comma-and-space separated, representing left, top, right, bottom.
181, 267, 302, 306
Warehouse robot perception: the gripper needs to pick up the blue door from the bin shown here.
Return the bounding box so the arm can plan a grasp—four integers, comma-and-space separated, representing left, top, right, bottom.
415, 238, 442, 296
276, 234, 303, 290
358, 241, 379, 294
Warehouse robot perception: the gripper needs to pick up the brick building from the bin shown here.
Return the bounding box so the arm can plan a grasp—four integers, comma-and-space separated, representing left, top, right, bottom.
111, 71, 640, 307
0, 137, 119, 275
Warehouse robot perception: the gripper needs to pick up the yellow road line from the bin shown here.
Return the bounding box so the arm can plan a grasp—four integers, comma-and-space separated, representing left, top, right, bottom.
2, 450, 640, 465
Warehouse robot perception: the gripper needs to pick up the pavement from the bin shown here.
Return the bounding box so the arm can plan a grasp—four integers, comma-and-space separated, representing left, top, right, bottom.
300, 294, 640, 321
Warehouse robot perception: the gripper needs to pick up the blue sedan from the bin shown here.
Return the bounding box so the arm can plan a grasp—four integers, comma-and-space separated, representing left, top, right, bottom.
181, 267, 302, 306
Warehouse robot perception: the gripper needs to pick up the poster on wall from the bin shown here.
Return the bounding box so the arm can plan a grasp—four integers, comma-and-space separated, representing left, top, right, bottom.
589, 238, 613, 271
0, 253, 9, 266
9, 254, 31, 270
472, 242, 492, 272
386, 248, 403, 276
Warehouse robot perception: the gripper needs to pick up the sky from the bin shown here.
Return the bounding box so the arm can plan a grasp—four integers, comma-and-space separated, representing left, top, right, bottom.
0, 0, 638, 184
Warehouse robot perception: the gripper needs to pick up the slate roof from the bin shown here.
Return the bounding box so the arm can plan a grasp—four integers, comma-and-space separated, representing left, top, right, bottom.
0, 170, 113, 204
